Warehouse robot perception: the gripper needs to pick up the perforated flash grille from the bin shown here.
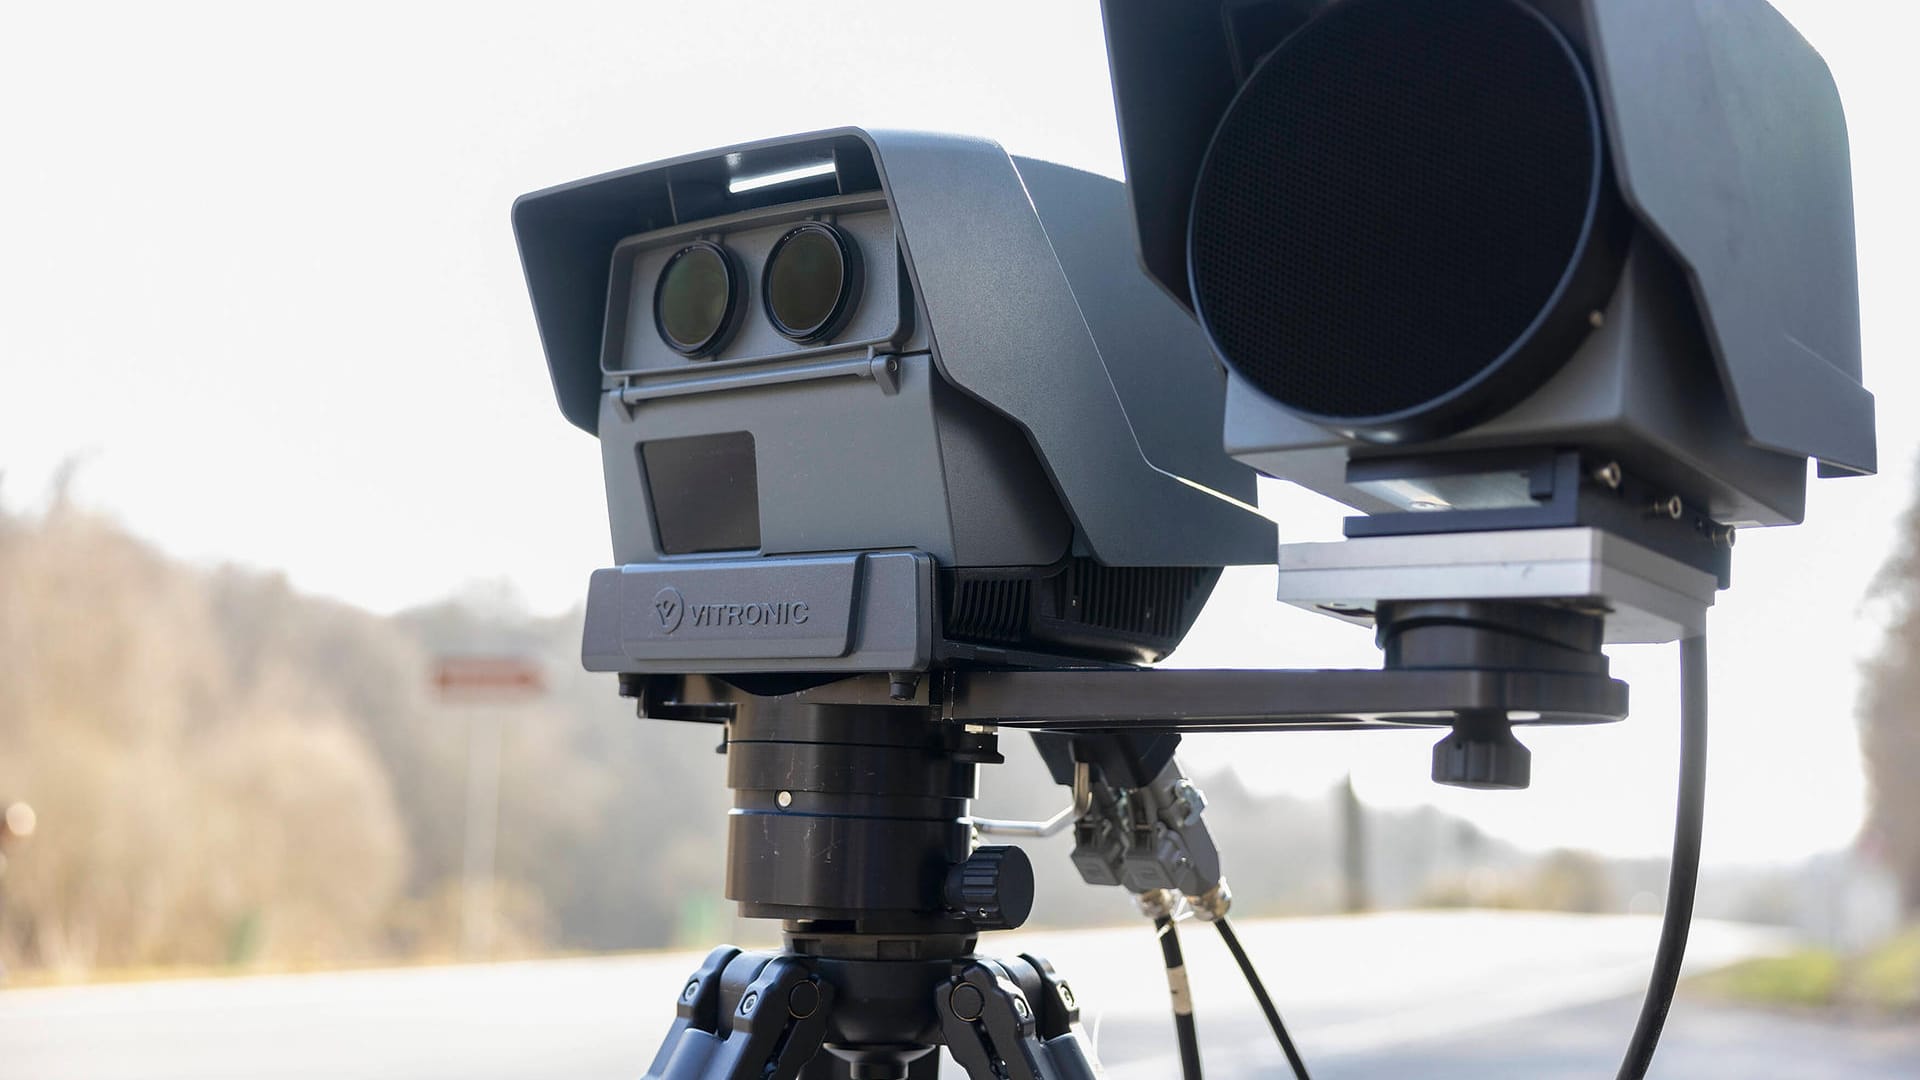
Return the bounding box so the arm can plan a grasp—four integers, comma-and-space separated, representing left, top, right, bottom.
1190, 0, 1604, 426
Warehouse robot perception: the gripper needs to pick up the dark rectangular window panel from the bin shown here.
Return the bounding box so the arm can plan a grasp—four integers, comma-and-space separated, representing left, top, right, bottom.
640, 432, 761, 554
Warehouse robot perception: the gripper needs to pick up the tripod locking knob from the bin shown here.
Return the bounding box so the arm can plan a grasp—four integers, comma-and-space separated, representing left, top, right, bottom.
946, 846, 1035, 931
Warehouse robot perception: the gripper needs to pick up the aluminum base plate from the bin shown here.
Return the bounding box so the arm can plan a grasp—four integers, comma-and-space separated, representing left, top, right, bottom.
1275, 527, 1717, 644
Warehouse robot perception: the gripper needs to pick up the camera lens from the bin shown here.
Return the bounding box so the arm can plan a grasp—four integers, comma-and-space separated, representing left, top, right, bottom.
654, 241, 738, 357
763, 222, 862, 343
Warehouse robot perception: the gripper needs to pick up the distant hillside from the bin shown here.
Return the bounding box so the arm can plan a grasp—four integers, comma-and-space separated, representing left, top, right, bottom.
1, 500, 1823, 978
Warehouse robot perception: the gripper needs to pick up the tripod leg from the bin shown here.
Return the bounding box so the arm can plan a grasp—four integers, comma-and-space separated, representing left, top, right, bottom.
644, 948, 834, 1080
645, 947, 740, 1078
939, 955, 1102, 1080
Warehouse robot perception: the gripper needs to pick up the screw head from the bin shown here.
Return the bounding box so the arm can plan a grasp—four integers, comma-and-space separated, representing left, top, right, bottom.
681, 980, 700, 1002
776, 791, 793, 809
1057, 983, 1076, 1009
739, 991, 759, 1015
1012, 995, 1031, 1019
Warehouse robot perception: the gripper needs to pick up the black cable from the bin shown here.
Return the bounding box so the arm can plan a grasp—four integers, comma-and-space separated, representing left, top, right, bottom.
1215, 916, 1311, 1080
1153, 914, 1204, 1080
1616, 633, 1709, 1079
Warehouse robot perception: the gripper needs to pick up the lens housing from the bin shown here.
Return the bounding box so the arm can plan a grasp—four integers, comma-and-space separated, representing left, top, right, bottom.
654, 240, 741, 357
1186, 0, 1626, 443
762, 222, 863, 343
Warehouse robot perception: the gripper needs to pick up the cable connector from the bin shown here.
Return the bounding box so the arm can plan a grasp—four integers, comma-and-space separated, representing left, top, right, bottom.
1187, 879, 1233, 923
1134, 887, 1179, 922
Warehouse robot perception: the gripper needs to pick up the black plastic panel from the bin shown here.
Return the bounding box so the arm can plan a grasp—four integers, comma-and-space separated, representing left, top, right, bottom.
640, 432, 760, 554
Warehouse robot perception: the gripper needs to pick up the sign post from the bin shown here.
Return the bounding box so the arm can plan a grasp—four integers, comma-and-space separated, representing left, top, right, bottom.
432, 657, 545, 960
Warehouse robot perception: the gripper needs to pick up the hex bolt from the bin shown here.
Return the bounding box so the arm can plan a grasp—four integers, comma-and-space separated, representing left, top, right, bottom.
949, 983, 986, 1022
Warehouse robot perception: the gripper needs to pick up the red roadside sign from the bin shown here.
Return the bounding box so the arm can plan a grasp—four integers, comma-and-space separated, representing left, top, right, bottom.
432, 655, 546, 702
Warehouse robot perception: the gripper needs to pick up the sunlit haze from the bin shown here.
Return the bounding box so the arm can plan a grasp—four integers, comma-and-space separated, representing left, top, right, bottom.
3, 1, 1915, 866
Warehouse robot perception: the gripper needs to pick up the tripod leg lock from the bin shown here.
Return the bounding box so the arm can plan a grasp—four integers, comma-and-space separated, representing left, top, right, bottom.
644, 948, 833, 1080
939, 955, 1101, 1080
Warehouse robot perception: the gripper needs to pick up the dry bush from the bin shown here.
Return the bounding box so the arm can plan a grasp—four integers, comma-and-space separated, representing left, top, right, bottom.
0, 503, 408, 974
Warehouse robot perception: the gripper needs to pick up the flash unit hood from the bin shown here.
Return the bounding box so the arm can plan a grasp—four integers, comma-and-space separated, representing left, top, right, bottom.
1103, 0, 1875, 532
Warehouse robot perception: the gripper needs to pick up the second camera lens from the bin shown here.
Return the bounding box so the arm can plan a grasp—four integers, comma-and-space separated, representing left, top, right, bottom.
763, 222, 861, 343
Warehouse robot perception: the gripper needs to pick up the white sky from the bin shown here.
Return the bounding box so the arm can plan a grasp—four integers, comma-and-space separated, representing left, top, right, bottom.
3, 1, 1915, 865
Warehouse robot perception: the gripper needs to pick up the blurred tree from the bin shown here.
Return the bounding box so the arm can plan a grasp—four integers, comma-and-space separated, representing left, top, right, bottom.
1861, 482, 1920, 915
1525, 849, 1616, 914
0, 502, 407, 973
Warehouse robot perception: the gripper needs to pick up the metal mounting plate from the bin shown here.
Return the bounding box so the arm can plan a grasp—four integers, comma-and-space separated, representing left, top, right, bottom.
781, 667, 1627, 734
1274, 527, 1717, 644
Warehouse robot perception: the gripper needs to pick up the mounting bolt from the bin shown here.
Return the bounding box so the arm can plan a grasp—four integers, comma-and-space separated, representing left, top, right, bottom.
776, 790, 793, 809
787, 981, 820, 1019
888, 671, 921, 702
682, 980, 701, 1002
1646, 495, 1684, 520
739, 991, 759, 1016
1709, 524, 1738, 549
1591, 461, 1623, 490
949, 983, 986, 1022
1012, 995, 1031, 1019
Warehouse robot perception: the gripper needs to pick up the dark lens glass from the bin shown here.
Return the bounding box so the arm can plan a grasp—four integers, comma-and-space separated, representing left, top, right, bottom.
764, 224, 858, 341
655, 243, 735, 355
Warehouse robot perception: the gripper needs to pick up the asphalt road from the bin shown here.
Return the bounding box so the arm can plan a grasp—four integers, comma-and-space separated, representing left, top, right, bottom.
3, 912, 1911, 1079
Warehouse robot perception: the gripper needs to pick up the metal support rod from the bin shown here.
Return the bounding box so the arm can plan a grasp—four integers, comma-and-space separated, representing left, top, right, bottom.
972, 761, 1093, 838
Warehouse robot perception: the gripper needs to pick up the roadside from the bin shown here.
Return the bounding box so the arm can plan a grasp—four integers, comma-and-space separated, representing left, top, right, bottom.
1688, 925, 1920, 1013
1327, 993, 1920, 1080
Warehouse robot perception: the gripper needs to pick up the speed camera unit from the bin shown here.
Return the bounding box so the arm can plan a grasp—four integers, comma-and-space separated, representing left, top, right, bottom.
513, 131, 1275, 676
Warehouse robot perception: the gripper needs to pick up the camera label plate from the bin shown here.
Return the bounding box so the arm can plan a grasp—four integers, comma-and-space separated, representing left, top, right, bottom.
582, 552, 934, 672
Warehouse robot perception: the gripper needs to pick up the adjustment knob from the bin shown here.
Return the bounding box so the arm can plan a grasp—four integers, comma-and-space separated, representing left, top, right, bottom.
946, 846, 1035, 931
1432, 719, 1532, 790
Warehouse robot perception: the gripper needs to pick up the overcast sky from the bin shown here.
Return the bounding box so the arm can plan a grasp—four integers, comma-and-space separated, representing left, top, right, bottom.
3, 1, 1915, 865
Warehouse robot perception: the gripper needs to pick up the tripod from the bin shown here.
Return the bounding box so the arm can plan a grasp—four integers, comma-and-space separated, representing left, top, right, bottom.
639, 687, 1101, 1079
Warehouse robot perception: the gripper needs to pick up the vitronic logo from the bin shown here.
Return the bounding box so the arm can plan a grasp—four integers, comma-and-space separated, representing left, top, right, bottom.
652, 586, 686, 633
650, 586, 810, 634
